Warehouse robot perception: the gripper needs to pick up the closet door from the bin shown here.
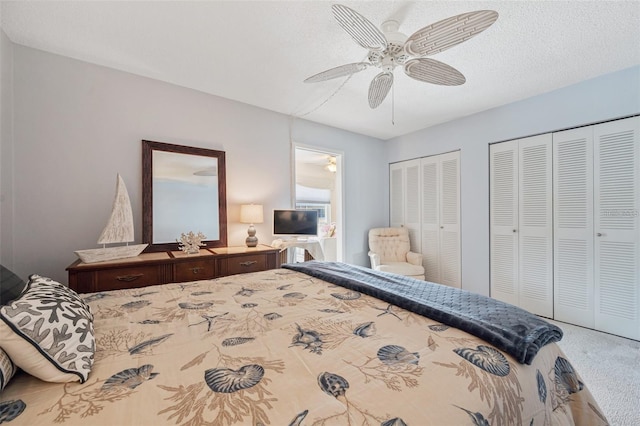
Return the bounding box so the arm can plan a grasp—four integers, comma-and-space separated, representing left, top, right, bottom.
420, 151, 460, 287
439, 151, 461, 287
389, 163, 405, 228
593, 116, 640, 339
389, 160, 422, 252
391, 153, 460, 287
490, 141, 519, 306
404, 160, 422, 252
518, 135, 553, 317
421, 156, 440, 282
553, 126, 594, 327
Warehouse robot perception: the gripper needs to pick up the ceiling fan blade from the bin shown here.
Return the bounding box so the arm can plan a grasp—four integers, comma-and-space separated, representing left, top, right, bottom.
368, 72, 393, 108
404, 58, 466, 86
332, 4, 387, 51
404, 10, 498, 57
304, 62, 369, 83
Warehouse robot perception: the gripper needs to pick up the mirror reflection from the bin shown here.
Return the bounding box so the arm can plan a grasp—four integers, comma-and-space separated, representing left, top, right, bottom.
152, 150, 220, 243
142, 140, 227, 251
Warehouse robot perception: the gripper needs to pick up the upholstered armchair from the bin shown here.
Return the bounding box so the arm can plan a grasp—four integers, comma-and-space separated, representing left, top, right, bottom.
368, 227, 425, 280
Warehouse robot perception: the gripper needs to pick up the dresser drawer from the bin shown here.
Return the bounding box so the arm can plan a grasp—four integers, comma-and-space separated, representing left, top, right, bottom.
95, 265, 162, 291
174, 259, 215, 282
220, 254, 267, 276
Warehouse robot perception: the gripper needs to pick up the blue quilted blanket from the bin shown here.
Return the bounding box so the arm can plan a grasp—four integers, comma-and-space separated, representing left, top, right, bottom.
282, 261, 562, 365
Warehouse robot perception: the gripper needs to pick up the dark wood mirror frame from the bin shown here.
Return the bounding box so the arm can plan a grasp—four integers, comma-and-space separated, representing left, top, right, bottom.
142, 140, 227, 252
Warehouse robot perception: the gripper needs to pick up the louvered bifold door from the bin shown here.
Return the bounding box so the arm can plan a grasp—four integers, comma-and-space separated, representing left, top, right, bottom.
390, 163, 405, 228
553, 127, 594, 328
593, 116, 640, 340
421, 156, 440, 282
439, 151, 461, 288
490, 141, 519, 306
404, 159, 422, 253
518, 135, 553, 318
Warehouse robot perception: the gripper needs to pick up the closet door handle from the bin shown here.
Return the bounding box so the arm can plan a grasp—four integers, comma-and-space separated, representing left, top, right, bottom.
596, 232, 603, 237
512, 229, 517, 233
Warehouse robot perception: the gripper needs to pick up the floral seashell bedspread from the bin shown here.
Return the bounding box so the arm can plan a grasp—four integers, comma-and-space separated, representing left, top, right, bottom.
0, 268, 607, 425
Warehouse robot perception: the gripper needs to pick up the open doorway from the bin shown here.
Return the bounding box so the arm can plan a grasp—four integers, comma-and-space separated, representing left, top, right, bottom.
293, 145, 344, 262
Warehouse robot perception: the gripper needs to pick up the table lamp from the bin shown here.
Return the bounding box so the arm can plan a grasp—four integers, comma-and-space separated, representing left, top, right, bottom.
240, 204, 264, 247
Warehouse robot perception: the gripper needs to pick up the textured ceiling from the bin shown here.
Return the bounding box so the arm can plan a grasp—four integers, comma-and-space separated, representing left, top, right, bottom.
2, 1, 639, 140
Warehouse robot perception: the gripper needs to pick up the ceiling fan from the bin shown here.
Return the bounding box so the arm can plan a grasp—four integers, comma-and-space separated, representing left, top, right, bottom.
304, 4, 498, 109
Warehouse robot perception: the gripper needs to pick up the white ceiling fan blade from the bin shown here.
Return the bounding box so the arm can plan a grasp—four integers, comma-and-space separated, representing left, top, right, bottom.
404, 58, 466, 86
332, 4, 387, 51
404, 10, 498, 57
368, 72, 393, 108
304, 62, 369, 83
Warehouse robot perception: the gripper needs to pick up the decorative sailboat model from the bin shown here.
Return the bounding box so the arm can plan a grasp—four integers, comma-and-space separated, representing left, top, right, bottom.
75, 174, 148, 263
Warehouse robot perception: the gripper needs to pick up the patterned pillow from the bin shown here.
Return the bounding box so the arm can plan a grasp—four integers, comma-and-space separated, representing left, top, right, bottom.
0, 275, 94, 383
0, 347, 16, 391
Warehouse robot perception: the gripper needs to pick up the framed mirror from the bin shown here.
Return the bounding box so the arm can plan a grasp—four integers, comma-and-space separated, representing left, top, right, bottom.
142, 140, 227, 251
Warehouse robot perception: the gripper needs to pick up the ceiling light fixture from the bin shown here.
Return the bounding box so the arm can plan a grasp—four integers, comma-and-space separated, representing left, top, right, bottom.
326, 157, 337, 173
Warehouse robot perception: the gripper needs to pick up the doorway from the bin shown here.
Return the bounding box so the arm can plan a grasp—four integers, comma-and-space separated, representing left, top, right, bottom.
293, 145, 344, 262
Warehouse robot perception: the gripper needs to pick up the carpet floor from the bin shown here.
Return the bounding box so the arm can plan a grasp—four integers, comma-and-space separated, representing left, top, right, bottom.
550, 320, 640, 426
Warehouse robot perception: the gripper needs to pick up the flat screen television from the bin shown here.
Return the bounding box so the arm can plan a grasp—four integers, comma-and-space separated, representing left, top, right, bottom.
273, 209, 318, 238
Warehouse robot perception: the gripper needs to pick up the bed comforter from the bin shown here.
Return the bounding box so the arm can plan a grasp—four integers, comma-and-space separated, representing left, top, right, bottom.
1, 266, 607, 425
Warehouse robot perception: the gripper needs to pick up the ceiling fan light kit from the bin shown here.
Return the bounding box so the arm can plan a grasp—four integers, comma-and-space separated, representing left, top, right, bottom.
305, 4, 499, 109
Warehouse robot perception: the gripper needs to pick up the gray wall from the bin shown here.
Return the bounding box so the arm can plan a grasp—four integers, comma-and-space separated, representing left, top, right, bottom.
4, 43, 388, 283
386, 66, 640, 296
0, 30, 14, 268
5, 35, 637, 295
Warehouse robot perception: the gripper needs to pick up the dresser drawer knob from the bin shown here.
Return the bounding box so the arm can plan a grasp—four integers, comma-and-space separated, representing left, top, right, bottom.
116, 274, 144, 282
190, 267, 204, 274
239, 261, 258, 267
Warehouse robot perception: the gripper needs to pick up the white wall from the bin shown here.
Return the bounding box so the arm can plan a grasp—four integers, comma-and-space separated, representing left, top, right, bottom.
6, 44, 388, 283
386, 65, 640, 296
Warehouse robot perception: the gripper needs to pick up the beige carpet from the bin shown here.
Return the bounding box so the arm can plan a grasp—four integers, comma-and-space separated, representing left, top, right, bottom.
551, 320, 640, 426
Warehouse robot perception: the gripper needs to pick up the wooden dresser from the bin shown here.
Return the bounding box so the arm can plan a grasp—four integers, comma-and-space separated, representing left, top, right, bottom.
66, 245, 280, 293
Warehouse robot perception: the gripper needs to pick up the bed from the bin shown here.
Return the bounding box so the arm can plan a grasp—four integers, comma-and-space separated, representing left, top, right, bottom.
0, 261, 607, 425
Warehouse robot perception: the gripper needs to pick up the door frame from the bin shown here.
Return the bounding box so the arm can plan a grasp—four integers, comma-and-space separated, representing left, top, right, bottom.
292, 143, 345, 262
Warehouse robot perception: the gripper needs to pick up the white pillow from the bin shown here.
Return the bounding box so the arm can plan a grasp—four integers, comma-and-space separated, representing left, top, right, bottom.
0, 275, 95, 383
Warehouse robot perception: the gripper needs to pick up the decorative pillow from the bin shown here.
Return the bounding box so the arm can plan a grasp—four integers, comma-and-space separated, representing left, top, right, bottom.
0, 347, 16, 391
0, 275, 94, 383
0, 265, 27, 305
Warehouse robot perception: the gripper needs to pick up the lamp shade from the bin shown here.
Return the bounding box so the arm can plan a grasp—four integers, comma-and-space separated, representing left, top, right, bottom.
240, 204, 264, 224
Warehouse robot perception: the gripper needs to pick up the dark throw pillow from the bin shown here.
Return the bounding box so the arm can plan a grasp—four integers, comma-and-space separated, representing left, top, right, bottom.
0, 265, 27, 305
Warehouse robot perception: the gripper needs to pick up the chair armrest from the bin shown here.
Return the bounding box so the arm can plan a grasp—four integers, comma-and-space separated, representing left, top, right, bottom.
406, 251, 422, 266
368, 251, 381, 269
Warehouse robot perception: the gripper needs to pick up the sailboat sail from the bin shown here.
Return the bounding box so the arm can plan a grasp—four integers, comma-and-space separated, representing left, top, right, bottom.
97, 174, 135, 244
74, 173, 147, 264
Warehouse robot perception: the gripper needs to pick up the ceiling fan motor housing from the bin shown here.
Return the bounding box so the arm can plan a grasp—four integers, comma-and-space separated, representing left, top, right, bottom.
368, 20, 408, 72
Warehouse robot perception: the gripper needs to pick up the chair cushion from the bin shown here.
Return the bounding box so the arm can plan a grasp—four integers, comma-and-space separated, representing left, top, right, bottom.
368, 227, 412, 263
376, 262, 425, 277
